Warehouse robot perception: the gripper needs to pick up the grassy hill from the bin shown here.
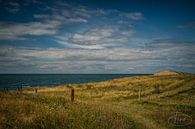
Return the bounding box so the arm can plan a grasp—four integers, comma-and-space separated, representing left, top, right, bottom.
0, 71, 195, 129
153, 70, 190, 76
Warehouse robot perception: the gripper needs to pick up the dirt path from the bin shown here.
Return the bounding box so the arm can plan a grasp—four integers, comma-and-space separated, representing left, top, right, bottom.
82, 100, 169, 129
111, 102, 168, 129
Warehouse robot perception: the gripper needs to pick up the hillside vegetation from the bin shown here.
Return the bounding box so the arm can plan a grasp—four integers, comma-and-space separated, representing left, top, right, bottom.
0, 70, 195, 129
153, 70, 190, 76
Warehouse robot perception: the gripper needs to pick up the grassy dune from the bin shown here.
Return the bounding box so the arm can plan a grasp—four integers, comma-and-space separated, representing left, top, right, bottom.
0, 71, 195, 129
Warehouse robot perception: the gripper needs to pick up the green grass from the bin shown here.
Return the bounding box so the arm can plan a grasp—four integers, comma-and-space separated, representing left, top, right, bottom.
0, 71, 195, 129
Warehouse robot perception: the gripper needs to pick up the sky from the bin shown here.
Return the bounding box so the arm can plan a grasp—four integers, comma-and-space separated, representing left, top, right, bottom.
0, 0, 195, 74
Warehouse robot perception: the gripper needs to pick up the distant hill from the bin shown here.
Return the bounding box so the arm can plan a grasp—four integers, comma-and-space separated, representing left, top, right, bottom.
153, 70, 188, 76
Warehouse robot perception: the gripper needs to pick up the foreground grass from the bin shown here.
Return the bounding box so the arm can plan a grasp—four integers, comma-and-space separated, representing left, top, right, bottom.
0, 72, 195, 129
0, 93, 133, 129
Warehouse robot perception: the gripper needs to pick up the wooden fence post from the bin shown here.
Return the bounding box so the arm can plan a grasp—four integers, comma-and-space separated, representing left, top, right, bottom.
71, 88, 75, 102
138, 87, 141, 101
137, 85, 148, 101
35, 88, 38, 94
20, 86, 23, 93
17, 87, 20, 92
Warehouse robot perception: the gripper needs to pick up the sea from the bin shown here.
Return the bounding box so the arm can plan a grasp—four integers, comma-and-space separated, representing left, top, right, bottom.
0, 74, 147, 90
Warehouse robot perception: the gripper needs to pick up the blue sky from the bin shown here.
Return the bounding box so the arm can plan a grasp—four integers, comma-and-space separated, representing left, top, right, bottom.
0, 0, 195, 73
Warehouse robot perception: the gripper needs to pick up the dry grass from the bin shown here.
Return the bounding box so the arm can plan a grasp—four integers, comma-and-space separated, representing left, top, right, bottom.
0, 73, 195, 129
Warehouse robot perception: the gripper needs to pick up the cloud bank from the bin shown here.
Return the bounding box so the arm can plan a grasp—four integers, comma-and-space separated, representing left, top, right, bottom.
0, 40, 194, 73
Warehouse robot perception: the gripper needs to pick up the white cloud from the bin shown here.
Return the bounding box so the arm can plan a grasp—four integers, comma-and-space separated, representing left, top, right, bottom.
60, 26, 134, 49
33, 14, 50, 19
6, 2, 21, 13
0, 21, 61, 40
72, 27, 116, 43
124, 12, 144, 20
34, 13, 88, 24
33, 4, 110, 25
1, 1, 143, 41
177, 22, 195, 29
8, 2, 20, 7
1, 41, 194, 73
67, 18, 88, 23
1, 4, 96, 40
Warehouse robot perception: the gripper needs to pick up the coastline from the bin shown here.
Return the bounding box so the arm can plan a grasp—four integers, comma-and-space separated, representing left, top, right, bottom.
1, 71, 194, 129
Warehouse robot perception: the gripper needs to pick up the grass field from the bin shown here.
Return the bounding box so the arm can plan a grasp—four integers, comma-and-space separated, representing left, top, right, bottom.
0, 71, 195, 129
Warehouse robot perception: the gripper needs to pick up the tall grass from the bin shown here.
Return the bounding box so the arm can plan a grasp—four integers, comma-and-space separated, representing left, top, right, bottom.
0, 74, 194, 129
0, 93, 131, 129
